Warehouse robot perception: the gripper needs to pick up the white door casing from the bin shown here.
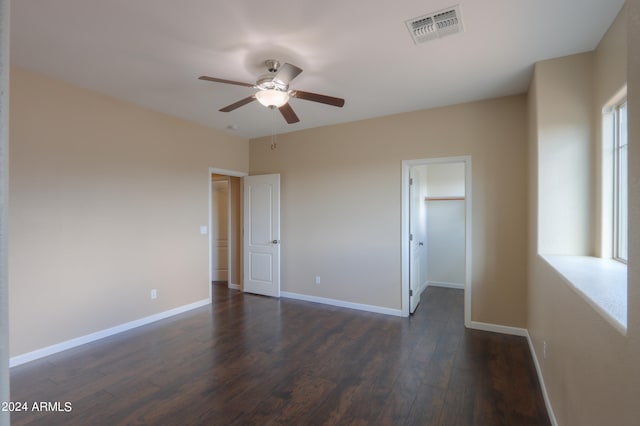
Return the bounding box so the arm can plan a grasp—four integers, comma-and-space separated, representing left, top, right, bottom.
243, 174, 281, 297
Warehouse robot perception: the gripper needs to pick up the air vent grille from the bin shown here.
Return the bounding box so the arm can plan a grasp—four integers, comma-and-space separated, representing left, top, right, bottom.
406, 5, 464, 44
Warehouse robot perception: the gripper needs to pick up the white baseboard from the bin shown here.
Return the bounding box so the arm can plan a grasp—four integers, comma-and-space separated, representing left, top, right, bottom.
469, 321, 528, 337
525, 332, 558, 426
10, 299, 210, 368
228, 283, 241, 290
280, 291, 404, 317
470, 321, 557, 425
428, 280, 465, 289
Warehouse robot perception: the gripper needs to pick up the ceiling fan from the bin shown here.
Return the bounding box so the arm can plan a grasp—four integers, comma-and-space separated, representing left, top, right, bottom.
198, 59, 345, 124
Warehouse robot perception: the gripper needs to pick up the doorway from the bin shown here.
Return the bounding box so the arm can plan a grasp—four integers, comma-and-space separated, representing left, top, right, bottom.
401, 156, 472, 326
208, 168, 282, 301
209, 168, 246, 299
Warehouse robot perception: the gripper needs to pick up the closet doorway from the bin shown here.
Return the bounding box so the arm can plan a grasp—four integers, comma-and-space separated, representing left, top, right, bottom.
401, 156, 472, 326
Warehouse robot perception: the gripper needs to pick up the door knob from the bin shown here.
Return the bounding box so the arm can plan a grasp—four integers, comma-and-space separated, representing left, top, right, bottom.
272, 240, 280, 244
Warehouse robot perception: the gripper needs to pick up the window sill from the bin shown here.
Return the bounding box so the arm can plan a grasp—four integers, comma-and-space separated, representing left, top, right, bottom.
541, 255, 627, 334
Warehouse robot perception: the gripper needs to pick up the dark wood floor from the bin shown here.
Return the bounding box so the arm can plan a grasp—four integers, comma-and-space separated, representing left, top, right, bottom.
10, 285, 550, 425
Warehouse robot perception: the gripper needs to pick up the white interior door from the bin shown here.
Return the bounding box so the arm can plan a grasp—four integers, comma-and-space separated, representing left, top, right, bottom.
409, 169, 421, 313
243, 174, 280, 297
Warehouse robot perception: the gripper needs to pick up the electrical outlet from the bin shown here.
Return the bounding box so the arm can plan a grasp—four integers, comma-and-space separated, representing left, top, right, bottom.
151, 289, 157, 300
543, 341, 547, 359
315, 276, 321, 285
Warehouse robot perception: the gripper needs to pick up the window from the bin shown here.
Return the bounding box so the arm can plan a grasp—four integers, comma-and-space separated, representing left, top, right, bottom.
613, 99, 628, 263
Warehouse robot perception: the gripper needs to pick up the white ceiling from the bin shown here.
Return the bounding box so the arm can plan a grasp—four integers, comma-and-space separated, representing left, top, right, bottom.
10, 0, 625, 139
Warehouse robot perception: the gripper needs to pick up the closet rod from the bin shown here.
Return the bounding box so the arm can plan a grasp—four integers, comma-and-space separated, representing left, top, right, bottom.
425, 197, 465, 201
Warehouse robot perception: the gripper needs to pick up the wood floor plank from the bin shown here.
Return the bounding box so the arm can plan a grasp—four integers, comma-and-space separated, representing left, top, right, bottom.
10, 285, 550, 425
405, 382, 447, 425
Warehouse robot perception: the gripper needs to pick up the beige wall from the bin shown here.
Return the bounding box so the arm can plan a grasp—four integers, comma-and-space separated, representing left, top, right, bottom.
250, 95, 528, 327
535, 52, 594, 255
0, 0, 10, 421
9, 68, 248, 356
527, 5, 640, 425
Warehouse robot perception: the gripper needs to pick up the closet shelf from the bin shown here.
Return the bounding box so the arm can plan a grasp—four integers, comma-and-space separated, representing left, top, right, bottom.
425, 197, 465, 201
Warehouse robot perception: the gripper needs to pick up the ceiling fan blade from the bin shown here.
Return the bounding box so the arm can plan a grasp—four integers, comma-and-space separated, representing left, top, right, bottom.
291, 90, 345, 107
219, 96, 256, 112
273, 63, 303, 85
198, 75, 255, 88
279, 103, 300, 124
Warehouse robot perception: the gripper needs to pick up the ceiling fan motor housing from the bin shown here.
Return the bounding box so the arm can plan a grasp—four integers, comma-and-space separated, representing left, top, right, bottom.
256, 74, 288, 92
257, 60, 288, 91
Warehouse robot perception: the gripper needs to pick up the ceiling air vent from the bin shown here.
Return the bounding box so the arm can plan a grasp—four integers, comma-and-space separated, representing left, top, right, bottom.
406, 5, 464, 44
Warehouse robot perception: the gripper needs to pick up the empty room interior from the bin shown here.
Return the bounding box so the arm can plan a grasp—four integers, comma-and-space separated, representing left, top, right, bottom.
1, 0, 639, 425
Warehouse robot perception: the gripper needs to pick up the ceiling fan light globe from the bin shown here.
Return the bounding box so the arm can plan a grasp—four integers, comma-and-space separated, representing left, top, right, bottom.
255, 89, 290, 108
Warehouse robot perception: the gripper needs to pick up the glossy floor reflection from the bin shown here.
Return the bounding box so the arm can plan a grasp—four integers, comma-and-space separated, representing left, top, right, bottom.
11, 285, 550, 425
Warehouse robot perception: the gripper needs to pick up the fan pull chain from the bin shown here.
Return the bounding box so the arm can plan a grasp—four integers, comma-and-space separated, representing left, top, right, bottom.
270, 106, 278, 151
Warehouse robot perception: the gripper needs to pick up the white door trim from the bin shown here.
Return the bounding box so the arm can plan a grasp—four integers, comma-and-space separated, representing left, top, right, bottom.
401, 156, 472, 327
208, 167, 247, 301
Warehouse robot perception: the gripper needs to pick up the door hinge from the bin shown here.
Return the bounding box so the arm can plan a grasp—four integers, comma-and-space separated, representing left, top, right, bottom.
409, 178, 413, 185
410, 234, 413, 241
410, 289, 413, 296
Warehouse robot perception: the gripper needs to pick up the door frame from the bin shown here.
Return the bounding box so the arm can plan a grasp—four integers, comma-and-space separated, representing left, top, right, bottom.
401, 156, 472, 327
208, 167, 248, 302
